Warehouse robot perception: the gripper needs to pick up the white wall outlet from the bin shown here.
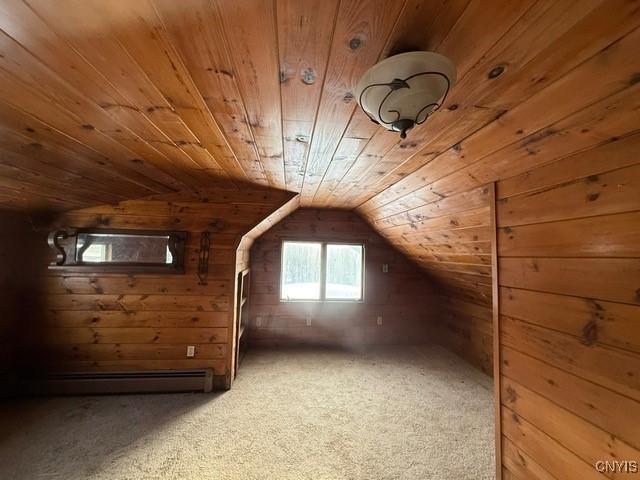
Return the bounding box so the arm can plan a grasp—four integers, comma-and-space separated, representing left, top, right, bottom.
306, 316, 312, 326
382, 263, 389, 273
186, 345, 195, 358
256, 316, 262, 327
377, 316, 383, 326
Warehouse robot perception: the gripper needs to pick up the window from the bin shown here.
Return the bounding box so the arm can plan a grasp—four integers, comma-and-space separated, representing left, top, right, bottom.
81, 243, 108, 263
280, 241, 364, 302
76, 233, 174, 264
48, 228, 186, 273
325, 243, 364, 300
280, 241, 322, 300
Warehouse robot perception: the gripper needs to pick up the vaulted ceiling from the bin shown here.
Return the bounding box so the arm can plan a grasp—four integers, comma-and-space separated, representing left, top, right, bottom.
0, 1, 638, 238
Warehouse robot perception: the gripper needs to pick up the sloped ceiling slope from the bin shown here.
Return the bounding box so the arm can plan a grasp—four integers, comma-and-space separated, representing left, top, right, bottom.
0, 0, 636, 212
0, 1, 638, 299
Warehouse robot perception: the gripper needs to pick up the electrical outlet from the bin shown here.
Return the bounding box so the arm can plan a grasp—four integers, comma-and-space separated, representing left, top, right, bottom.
377, 316, 383, 326
186, 345, 195, 358
382, 263, 389, 273
306, 316, 312, 326
256, 316, 262, 327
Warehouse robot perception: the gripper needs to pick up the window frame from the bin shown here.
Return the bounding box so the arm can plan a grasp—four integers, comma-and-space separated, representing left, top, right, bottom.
279, 240, 365, 303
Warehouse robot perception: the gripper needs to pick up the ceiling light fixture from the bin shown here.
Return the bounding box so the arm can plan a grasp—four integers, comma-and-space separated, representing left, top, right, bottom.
355, 51, 456, 139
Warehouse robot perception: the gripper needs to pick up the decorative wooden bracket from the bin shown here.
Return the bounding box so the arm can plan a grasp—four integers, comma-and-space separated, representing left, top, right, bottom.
47, 229, 77, 265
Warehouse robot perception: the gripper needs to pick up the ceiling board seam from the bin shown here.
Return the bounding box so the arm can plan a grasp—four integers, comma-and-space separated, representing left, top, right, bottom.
25, 1, 200, 170
296, 0, 343, 203
0, 129, 137, 200
6, 4, 212, 191
363, 184, 490, 222
398, 239, 491, 246
352, 118, 497, 213
0, 179, 93, 207
419, 259, 492, 268
430, 0, 474, 53
352, 118, 498, 213
101, 30, 219, 173
367, 89, 639, 217
324, 0, 469, 205
442, 0, 539, 87
213, 0, 287, 190
316, 110, 400, 207
371, 205, 494, 229
335, 0, 523, 206
21, 1, 204, 192
206, 0, 268, 186
308, 99, 356, 206
149, 0, 247, 185
348, 205, 464, 276
0, 160, 128, 204
306, 0, 409, 206
350, 0, 542, 210
0, 27, 181, 194
358, 16, 640, 215
360, 81, 640, 218
272, 0, 288, 192
0, 94, 163, 195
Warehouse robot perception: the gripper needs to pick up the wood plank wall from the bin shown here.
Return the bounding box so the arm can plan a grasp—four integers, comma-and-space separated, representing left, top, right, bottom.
360, 185, 494, 374
38, 188, 294, 389
248, 209, 439, 347
0, 210, 46, 396
495, 134, 640, 477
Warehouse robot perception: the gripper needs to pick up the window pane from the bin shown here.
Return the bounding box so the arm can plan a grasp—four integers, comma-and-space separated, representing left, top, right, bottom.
281, 242, 322, 300
82, 243, 107, 262
326, 244, 363, 300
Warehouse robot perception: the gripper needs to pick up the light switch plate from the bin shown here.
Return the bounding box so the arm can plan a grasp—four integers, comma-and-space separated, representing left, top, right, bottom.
186, 345, 195, 358
382, 264, 389, 273
306, 316, 312, 326
377, 316, 383, 326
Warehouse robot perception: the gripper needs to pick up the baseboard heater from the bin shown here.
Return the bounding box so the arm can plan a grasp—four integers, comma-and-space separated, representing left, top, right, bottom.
24, 369, 214, 395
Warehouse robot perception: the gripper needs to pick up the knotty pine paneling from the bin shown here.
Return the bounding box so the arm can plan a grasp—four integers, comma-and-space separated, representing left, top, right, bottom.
247, 209, 438, 347
495, 137, 640, 478
360, 184, 494, 374
0, 2, 638, 213
39, 188, 294, 389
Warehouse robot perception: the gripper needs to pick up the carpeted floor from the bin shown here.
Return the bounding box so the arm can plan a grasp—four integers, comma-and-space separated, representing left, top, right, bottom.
0, 345, 494, 480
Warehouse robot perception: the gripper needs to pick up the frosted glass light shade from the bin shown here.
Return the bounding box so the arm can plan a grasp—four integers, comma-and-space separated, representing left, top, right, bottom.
355, 51, 456, 138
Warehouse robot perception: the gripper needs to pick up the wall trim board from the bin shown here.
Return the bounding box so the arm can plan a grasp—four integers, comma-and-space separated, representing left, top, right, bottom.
490, 182, 502, 480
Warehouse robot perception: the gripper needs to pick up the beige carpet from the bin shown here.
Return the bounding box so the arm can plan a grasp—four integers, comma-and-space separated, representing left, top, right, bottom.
0, 345, 495, 479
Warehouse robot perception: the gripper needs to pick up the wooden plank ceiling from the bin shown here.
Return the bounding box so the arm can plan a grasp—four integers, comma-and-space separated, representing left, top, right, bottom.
0, 1, 638, 255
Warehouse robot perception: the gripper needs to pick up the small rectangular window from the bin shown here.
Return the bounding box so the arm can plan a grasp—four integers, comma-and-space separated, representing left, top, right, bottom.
48, 228, 186, 273
280, 241, 364, 302
76, 233, 173, 264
